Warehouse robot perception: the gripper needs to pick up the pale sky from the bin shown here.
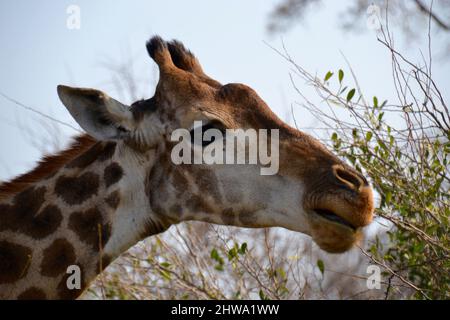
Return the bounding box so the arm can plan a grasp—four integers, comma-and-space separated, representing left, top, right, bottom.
0, 0, 448, 180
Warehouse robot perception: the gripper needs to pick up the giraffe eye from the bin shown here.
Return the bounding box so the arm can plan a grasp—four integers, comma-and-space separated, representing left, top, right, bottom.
190, 120, 226, 147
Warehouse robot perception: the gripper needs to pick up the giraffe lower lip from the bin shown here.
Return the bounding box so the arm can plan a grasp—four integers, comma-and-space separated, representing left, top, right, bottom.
313, 209, 356, 231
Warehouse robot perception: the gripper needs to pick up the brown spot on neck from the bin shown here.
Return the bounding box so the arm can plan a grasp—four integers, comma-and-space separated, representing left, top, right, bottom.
21, 205, 63, 240
104, 162, 124, 188
55, 172, 100, 205
68, 208, 111, 250
0, 187, 62, 240
0, 186, 47, 235
98, 142, 117, 161
105, 190, 121, 209
40, 238, 76, 277
66, 141, 116, 169
0, 241, 32, 284
11, 186, 45, 219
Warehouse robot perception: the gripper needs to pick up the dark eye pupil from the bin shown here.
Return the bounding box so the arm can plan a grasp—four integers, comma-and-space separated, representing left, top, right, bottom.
190, 122, 225, 147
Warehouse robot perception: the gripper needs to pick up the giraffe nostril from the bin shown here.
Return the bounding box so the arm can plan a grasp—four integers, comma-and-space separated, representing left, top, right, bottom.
334, 167, 364, 191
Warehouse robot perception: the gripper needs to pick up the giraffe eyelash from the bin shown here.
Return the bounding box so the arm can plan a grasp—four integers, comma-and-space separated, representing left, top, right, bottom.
189, 120, 226, 147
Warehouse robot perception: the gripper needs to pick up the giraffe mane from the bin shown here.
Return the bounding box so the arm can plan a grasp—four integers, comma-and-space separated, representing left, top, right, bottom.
0, 134, 96, 199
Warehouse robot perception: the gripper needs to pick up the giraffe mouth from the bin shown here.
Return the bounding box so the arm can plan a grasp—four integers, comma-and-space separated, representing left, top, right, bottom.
312, 208, 357, 231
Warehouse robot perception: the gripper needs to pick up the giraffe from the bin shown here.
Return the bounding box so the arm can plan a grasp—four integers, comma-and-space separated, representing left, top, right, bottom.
0, 36, 374, 299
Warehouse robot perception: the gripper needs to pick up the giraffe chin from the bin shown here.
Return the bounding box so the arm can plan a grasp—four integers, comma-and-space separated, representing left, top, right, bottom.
307, 210, 363, 253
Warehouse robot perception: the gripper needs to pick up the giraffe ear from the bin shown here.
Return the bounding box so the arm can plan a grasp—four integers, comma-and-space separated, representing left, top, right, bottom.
57, 85, 135, 141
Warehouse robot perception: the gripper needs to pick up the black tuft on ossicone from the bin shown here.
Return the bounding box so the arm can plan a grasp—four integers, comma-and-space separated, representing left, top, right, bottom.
146, 35, 167, 60
167, 40, 196, 71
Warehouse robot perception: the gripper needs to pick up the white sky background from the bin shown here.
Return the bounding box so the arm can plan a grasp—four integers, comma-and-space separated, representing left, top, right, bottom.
0, 0, 449, 180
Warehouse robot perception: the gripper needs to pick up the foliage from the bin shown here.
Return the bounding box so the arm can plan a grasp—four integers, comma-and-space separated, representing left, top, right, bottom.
274, 24, 449, 298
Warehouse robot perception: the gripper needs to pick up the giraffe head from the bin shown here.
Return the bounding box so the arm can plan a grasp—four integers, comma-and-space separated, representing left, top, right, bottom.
57, 36, 374, 254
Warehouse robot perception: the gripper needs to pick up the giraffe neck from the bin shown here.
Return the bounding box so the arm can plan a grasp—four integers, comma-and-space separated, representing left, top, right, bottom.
0, 140, 166, 299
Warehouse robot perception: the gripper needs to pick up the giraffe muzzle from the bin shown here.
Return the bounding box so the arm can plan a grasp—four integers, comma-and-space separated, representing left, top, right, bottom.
302, 165, 374, 252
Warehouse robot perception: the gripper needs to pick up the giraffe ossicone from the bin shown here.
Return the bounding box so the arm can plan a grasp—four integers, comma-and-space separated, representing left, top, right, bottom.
0, 36, 374, 299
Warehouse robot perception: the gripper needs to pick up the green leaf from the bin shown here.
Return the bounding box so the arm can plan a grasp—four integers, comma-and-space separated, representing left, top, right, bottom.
346, 88, 356, 102
331, 132, 338, 141
277, 267, 287, 279
211, 248, 219, 260
228, 247, 237, 260
390, 135, 395, 146
378, 139, 388, 152
317, 259, 325, 275
159, 269, 171, 281
373, 96, 378, 107
324, 71, 334, 82
385, 191, 392, 204
338, 69, 344, 83
366, 131, 373, 142
239, 242, 248, 255
259, 289, 269, 300
211, 248, 224, 263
